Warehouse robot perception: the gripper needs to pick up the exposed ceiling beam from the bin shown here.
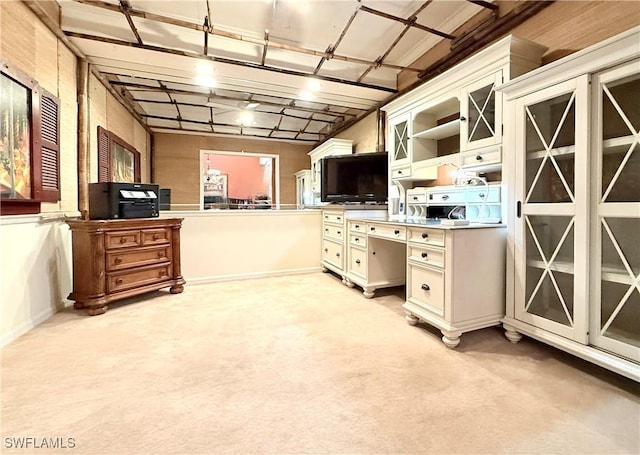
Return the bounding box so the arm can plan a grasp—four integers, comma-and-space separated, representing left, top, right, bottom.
358, 0, 432, 83
313, 7, 360, 75
468, 0, 499, 11
358, 3, 455, 40
261, 30, 269, 66
65, 30, 397, 93
106, 79, 360, 119
153, 126, 317, 142
119, 0, 142, 44
70, 0, 422, 74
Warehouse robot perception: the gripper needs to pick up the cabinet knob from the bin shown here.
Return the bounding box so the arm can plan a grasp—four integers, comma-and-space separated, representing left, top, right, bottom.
355, 238, 359, 242
324, 248, 328, 253
355, 259, 361, 264
158, 251, 164, 258
114, 257, 123, 264
442, 195, 449, 200
460, 116, 466, 122
421, 252, 428, 259
116, 278, 123, 285
325, 228, 329, 232
421, 284, 430, 291
421, 233, 428, 239
119, 237, 127, 244
159, 270, 165, 278
476, 155, 483, 161
479, 193, 485, 198
394, 230, 400, 235
336, 253, 340, 257
413, 196, 418, 200
153, 233, 161, 240
398, 170, 403, 174
337, 231, 341, 235
355, 224, 359, 229
370, 227, 376, 232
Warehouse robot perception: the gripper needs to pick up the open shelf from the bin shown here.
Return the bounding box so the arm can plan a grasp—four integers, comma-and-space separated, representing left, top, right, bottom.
526, 259, 635, 285
413, 119, 460, 140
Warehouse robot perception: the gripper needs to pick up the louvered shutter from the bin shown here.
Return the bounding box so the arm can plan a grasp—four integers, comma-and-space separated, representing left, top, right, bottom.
39, 90, 60, 202
98, 126, 110, 182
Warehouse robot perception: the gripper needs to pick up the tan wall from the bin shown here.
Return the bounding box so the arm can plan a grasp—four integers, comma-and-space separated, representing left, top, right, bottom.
335, 111, 379, 153
88, 74, 151, 183
153, 133, 312, 208
1, 1, 150, 212
398, 1, 640, 91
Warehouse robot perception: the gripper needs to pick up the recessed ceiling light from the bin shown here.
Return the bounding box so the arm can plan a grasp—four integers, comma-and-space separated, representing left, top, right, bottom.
237, 111, 254, 125
196, 61, 214, 75
307, 78, 321, 91
195, 75, 217, 88
239, 101, 260, 110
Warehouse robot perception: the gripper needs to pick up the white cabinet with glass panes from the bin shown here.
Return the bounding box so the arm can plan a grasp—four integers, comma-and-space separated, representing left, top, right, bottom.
499, 27, 639, 382
389, 113, 411, 179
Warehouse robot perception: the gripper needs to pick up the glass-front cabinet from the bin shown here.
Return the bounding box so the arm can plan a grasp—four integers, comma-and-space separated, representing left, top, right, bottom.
460, 71, 503, 152
514, 76, 590, 342
590, 60, 640, 361
389, 113, 410, 168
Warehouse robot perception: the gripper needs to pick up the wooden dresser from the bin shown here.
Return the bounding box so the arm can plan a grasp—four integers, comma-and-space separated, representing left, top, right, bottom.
66, 217, 185, 315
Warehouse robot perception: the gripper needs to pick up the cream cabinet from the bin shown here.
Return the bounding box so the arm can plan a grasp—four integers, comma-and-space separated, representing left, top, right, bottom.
403, 226, 506, 348
320, 208, 387, 282
308, 138, 353, 204
345, 221, 406, 298
294, 169, 312, 208
499, 27, 639, 381
382, 35, 546, 189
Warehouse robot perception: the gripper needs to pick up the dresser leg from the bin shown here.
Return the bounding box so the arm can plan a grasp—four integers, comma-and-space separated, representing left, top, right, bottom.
503, 323, 523, 343
405, 313, 419, 326
87, 305, 108, 316
170, 284, 184, 294
441, 330, 462, 349
362, 287, 375, 298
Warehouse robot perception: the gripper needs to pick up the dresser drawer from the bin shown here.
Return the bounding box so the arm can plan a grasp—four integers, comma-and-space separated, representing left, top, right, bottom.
427, 189, 465, 204
465, 186, 501, 204
460, 147, 501, 168
105, 230, 141, 250
323, 212, 344, 225
368, 223, 406, 241
322, 239, 343, 270
350, 233, 367, 248
323, 224, 344, 241
407, 264, 445, 317
107, 264, 172, 293
142, 228, 171, 246
408, 244, 445, 269
407, 190, 427, 203
348, 247, 367, 280
391, 165, 410, 179
106, 246, 171, 272
349, 221, 367, 234
407, 227, 445, 247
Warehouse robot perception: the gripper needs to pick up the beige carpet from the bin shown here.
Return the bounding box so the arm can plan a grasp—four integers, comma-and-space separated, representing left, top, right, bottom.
1, 272, 639, 455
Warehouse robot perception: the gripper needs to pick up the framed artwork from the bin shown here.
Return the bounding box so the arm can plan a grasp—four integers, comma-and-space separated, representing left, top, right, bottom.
0, 72, 32, 199
97, 126, 141, 183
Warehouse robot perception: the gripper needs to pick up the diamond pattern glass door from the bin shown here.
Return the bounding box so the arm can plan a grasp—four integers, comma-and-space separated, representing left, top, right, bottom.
467, 83, 496, 143
592, 62, 640, 361
515, 78, 587, 340
392, 120, 408, 162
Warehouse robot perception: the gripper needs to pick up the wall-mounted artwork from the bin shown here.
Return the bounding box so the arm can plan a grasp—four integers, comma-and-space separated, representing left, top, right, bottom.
0, 73, 32, 199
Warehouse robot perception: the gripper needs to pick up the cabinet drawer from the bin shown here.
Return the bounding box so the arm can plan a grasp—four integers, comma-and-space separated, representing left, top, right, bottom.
322, 239, 343, 270
323, 224, 344, 240
107, 264, 171, 293
350, 233, 367, 248
466, 186, 501, 203
408, 245, 445, 269
105, 230, 141, 250
407, 190, 427, 203
368, 223, 406, 241
323, 212, 344, 225
407, 264, 445, 317
142, 228, 171, 246
461, 148, 501, 168
407, 227, 445, 247
391, 165, 410, 179
349, 221, 367, 234
427, 189, 465, 204
106, 246, 171, 272
349, 247, 367, 280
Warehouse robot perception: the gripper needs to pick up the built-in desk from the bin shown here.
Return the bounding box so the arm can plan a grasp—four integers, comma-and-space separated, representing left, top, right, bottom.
330, 213, 506, 348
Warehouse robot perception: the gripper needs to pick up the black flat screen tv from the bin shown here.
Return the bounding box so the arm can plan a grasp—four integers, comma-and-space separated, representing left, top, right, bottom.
320, 152, 388, 203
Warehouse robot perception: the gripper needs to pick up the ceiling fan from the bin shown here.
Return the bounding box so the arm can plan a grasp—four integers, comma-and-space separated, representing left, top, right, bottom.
204, 94, 260, 111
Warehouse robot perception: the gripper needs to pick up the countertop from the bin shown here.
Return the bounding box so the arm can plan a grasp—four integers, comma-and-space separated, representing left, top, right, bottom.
358, 216, 506, 230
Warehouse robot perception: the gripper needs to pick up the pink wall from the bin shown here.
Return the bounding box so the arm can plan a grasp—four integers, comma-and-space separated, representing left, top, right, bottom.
208, 154, 266, 199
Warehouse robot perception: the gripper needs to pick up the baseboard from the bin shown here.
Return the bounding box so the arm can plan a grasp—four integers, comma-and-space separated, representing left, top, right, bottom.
0, 306, 56, 348
185, 267, 323, 286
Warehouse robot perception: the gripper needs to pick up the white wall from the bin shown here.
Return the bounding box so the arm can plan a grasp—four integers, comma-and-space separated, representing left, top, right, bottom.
0, 216, 73, 346
174, 211, 322, 283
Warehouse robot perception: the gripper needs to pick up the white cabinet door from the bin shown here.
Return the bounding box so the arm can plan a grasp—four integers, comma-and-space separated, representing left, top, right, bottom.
513, 76, 590, 342
389, 113, 411, 168
460, 71, 503, 152
590, 59, 640, 362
